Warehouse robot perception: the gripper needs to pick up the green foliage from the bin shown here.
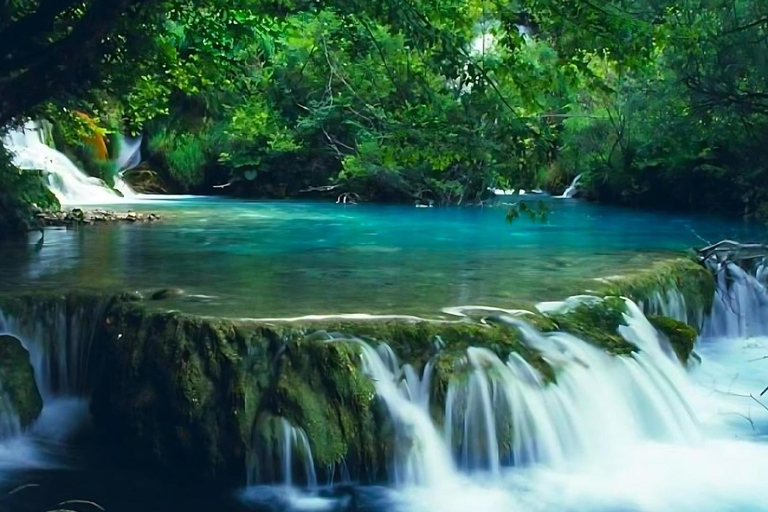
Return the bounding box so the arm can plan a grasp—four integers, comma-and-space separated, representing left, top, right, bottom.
0, 143, 59, 238
506, 200, 549, 223
3, 0, 768, 212
148, 129, 211, 190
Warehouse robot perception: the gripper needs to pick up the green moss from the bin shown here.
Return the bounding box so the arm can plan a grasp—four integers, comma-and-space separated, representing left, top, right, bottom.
91, 304, 250, 485
272, 339, 377, 470
598, 258, 715, 330
0, 335, 43, 428
306, 320, 553, 378
546, 297, 636, 355
0, 281, 710, 488
647, 315, 698, 363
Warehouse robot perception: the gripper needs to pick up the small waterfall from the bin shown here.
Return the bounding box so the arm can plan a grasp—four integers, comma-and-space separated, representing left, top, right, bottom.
443, 301, 699, 473
354, 341, 458, 487
280, 418, 318, 488
248, 415, 317, 488
0, 378, 22, 440
338, 298, 700, 488
638, 287, 699, 327
557, 174, 582, 198
114, 134, 142, 198
2, 121, 125, 205
702, 259, 768, 339
0, 299, 103, 398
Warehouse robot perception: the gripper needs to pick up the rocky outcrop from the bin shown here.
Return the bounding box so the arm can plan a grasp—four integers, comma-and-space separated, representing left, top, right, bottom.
0, 254, 718, 487
596, 258, 715, 330
38, 208, 160, 227
0, 334, 43, 429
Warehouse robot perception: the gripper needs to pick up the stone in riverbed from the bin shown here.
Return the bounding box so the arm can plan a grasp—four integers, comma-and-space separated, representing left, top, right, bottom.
37, 208, 161, 228
0, 334, 43, 429
149, 288, 186, 301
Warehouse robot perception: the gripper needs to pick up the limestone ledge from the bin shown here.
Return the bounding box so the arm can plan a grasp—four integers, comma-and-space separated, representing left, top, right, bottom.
0, 256, 713, 486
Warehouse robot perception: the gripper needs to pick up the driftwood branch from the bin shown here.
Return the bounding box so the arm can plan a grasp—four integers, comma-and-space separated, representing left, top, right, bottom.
299, 184, 341, 193
697, 239, 768, 265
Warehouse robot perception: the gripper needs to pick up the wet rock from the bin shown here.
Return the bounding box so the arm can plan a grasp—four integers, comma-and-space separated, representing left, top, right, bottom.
149, 288, 185, 301
0, 334, 43, 429
37, 208, 161, 228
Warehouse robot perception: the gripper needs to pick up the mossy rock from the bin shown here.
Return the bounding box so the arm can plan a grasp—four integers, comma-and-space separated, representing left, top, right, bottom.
90, 303, 251, 486
597, 258, 714, 330
0, 334, 43, 428
546, 297, 636, 355
647, 315, 697, 363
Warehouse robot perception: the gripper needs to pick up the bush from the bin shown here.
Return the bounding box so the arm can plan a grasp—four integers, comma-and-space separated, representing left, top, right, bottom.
0, 143, 60, 238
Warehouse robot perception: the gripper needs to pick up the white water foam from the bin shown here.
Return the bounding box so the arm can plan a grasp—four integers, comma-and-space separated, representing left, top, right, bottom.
557, 173, 582, 199
2, 121, 126, 205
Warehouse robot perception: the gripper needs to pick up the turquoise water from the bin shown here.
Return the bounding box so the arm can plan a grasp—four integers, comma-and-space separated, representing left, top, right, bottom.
0, 197, 764, 317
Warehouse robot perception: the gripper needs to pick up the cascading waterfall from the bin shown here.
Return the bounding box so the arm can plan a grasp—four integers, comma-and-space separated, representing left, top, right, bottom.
114, 134, 142, 197
639, 286, 701, 328
557, 173, 582, 198
279, 418, 318, 488
702, 258, 768, 339
2, 121, 126, 205
0, 300, 103, 398
443, 300, 699, 475
355, 341, 457, 487
338, 297, 701, 489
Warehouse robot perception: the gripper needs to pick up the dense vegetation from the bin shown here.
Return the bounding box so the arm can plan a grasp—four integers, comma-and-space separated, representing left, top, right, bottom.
1, 0, 768, 229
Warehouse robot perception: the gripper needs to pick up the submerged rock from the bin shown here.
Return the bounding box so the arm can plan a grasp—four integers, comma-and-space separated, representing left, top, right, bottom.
149, 288, 185, 301
0, 334, 43, 428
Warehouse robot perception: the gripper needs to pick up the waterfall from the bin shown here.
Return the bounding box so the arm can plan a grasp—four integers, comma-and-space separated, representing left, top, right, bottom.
279, 418, 318, 488
638, 287, 700, 327
354, 341, 458, 487
114, 134, 142, 198
443, 301, 699, 474
337, 297, 701, 489
0, 378, 21, 440
557, 174, 582, 198
0, 299, 103, 398
702, 258, 768, 339
2, 121, 126, 205
248, 415, 318, 488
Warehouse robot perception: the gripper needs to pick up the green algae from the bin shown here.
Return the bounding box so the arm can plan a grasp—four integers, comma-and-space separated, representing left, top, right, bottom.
0, 334, 42, 428
545, 297, 636, 356
597, 258, 714, 330
647, 315, 698, 363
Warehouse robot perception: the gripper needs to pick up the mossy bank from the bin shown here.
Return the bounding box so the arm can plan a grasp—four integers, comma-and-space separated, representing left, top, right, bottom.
0, 256, 716, 487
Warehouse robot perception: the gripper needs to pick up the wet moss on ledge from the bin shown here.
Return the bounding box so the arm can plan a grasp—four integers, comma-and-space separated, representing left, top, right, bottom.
545, 297, 636, 356
0, 268, 714, 487
597, 258, 714, 330
647, 315, 697, 363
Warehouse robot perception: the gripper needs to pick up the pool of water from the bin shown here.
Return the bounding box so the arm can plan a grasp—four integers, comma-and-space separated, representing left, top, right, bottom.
0, 197, 764, 318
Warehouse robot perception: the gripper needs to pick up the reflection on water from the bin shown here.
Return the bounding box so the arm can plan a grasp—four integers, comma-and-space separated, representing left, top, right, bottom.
0, 198, 764, 318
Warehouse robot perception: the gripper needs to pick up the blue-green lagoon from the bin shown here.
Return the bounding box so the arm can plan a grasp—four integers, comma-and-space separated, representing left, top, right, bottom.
0, 197, 762, 318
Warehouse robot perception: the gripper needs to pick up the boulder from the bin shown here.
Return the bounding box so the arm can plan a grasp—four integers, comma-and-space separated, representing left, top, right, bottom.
0, 334, 43, 429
